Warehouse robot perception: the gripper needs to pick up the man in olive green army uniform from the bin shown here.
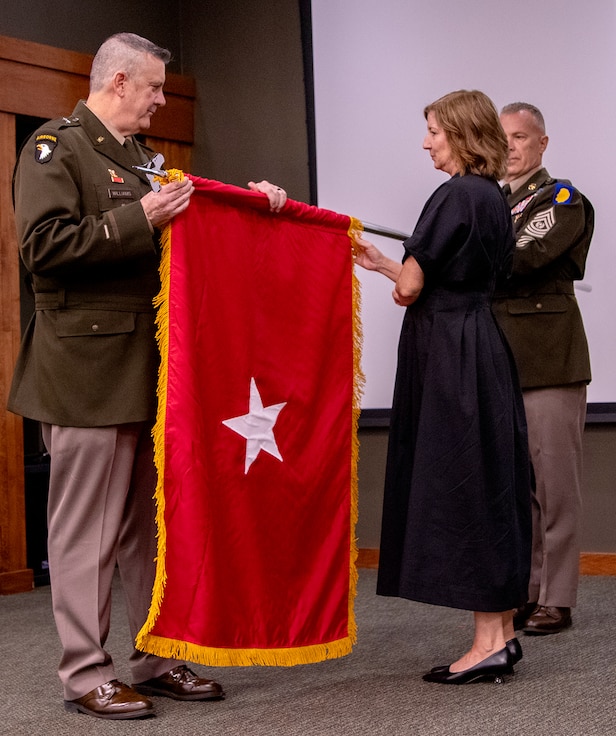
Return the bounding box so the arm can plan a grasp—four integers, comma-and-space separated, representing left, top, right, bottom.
493, 102, 593, 636
8, 32, 286, 720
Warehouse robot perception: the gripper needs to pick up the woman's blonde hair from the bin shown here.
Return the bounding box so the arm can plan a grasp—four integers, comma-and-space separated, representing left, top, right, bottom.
424, 90, 508, 179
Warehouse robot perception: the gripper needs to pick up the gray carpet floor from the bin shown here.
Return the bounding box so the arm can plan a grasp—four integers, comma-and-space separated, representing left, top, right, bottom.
1, 569, 615, 735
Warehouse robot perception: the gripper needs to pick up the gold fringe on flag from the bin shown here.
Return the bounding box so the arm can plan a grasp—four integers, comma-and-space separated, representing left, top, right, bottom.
136, 636, 357, 668
137, 170, 185, 651
135, 220, 173, 653
347, 216, 365, 649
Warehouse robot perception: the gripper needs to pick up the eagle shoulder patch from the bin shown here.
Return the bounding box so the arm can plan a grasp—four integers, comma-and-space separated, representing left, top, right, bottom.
34, 134, 58, 164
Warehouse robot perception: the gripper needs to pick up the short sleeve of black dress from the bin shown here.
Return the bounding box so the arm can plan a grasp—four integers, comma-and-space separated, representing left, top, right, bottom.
402, 174, 513, 290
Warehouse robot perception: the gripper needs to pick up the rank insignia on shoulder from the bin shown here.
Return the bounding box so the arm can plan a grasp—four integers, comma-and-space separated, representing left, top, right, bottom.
61, 116, 80, 126
34, 134, 58, 163
553, 182, 575, 205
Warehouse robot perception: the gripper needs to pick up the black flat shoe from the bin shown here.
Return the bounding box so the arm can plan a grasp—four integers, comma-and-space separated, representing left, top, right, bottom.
427, 640, 520, 676
506, 637, 522, 665
422, 647, 511, 685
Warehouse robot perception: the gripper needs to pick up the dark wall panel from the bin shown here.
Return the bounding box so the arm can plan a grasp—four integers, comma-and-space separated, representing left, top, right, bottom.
181, 0, 310, 202
0, 1, 181, 71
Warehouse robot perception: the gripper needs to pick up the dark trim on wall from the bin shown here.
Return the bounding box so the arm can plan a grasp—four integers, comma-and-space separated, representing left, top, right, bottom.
299, 0, 318, 206
359, 409, 392, 428
359, 403, 616, 428
585, 403, 616, 423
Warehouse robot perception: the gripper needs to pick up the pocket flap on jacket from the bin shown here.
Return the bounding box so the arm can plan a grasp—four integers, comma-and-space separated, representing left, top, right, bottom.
56, 310, 136, 337
507, 295, 569, 315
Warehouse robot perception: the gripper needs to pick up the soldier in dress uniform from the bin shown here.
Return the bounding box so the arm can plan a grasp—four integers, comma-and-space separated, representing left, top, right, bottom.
493, 102, 594, 636
8, 32, 286, 720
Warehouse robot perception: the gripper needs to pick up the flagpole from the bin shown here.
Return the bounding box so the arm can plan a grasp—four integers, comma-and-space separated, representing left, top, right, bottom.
361, 221, 410, 241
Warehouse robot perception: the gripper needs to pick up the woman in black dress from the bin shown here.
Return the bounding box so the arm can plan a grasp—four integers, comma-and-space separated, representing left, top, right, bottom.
355, 90, 531, 684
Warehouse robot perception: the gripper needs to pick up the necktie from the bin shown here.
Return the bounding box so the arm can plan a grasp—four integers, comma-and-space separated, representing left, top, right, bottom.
502, 183, 512, 197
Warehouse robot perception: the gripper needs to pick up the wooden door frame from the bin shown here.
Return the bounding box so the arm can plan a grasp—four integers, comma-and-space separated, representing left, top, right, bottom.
0, 35, 195, 594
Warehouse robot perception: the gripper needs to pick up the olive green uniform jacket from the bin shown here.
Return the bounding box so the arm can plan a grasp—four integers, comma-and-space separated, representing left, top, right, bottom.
8, 100, 162, 427
492, 168, 593, 389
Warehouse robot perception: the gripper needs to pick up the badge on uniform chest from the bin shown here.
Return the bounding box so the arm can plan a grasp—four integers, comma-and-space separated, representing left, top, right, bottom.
107, 187, 134, 200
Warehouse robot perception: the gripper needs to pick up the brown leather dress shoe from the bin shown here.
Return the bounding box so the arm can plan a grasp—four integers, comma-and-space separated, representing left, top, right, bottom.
64, 680, 155, 719
523, 606, 572, 635
513, 601, 538, 630
133, 665, 225, 701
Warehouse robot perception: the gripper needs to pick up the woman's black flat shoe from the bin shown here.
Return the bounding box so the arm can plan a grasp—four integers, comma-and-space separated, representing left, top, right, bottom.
427, 640, 520, 677
422, 646, 511, 684
506, 637, 522, 666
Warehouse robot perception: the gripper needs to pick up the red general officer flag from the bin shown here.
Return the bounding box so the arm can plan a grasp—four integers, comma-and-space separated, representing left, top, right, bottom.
136, 175, 364, 666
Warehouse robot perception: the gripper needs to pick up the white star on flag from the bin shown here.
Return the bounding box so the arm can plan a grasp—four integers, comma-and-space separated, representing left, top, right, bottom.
222, 377, 287, 474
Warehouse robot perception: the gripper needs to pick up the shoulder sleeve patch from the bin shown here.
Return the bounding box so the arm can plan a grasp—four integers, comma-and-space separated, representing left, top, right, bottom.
34, 134, 58, 164
553, 182, 575, 205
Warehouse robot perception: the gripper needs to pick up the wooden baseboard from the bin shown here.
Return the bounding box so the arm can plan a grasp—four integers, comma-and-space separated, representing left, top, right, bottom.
2, 551, 614, 594
357, 549, 616, 576
357, 548, 380, 569
0, 569, 34, 595
579, 552, 616, 575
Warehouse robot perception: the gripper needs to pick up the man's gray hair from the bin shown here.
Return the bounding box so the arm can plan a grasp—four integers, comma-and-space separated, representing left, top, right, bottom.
501, 102, 546, 133
90, 33, 171, 92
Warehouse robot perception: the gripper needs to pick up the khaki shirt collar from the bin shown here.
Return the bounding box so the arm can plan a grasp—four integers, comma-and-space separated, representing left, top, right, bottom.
507, 166, 544, 195
83, 102, 127, 145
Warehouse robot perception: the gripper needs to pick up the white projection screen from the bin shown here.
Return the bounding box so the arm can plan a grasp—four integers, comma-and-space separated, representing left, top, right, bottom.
311, 0, 616, 412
